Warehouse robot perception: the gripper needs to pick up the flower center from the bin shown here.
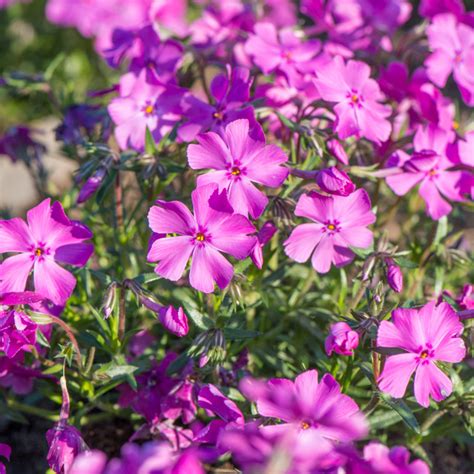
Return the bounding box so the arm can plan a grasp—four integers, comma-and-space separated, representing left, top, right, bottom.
351, 94, 359, 104
300, 421, 311, 430
327, 224, 336, 231
454, 51, 463, 63
213, 111, 224, 120
195, 233, 206, 242
452, 120, 459, 130
144, 104, 154, 115
420, 350, 429, 359
35, 248, 43, 257
231, 166, 241, 176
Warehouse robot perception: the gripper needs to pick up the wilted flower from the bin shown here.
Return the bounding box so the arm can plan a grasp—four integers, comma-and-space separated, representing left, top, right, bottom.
284, 189, 376, 273
325, 322, 359, 356
187, 119, 288, 219
147, 184, 256, 293
377, 302, 466, 407
0, 199, 94, 307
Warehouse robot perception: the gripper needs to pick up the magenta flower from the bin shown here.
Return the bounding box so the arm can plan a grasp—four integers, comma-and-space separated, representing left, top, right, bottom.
386, 127, 467, 220
158, 306, 189, 337
327, 139, 349, 165
325, 322, 359, 356
250, 221, 277, 269
314, 56, 392, 143
362, 442, 430, 474
316, 167, 355, 196
108, 70, 183, 151
425, 13, 474, 105
178, 66, 259, 142
147, 184, 256, 293
241, 369, 367, 442
187, 119, 288, 219
284, 189, 376, 273
245, 22, 321, 85
0, 309, 37, 358
377, 301, 466, 407
0, 199, 93, 306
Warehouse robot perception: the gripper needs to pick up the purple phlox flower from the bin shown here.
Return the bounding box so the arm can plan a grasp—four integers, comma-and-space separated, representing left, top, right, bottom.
140, 297, 189, 337
260, 0, 297, 28
108, 70, 183, 151
325, 322, 359, 356
189, 1, 253, 51
0, 443, 10, 474
129, 329, 156, 357
147, 184, 256, 293
245, 22, 321, 86
0, 198, 94, 306
457, 284, 474, 311
70, 442, 204, 474
178, 65, 259, 142
250, 221, 277, 269
425, 13, 474, 105
420, 0, 474, 27
0, 308, 37, 358
240, 369, 368, 443
187, 119, 288, 219
105, 24, 183, 84
194, 384, 244, 446
77, 166, 109, 204
56, 104, 111, 146
362, 442, 430, 474
284, 189, 376, 273
386, 126, 468, 220
377, 301, 466, 407
385, 258, 403, 293
314, 55, 391, 143
118, 353, 197, 425
0, 126, 46, 164
46, 377, 88, 474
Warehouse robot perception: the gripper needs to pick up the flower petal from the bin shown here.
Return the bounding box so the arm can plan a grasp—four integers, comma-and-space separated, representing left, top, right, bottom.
33, 258, 76, 305
0, 218, 32, 253
378, 353, 418, 399
148, 201, 195, 235
147, 236, 193, 281
0, 254, 33, 293
284, 223, 324, 263
413, 361, 452, 407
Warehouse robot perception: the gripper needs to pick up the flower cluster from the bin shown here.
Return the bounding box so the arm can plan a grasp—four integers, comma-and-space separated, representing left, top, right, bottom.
0, 0, 472, 473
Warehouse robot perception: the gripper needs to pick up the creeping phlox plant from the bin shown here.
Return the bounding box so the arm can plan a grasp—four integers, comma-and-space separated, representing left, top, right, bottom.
0, 0, 473, 473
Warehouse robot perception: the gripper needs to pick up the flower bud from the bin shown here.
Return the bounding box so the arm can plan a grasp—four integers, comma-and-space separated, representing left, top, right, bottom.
101, 282, 117, 319
158, 305, 189, 337
385, 258, 403, 293
77, 167, 108, 204
327, 139, 349, 165
46, 377, 88, 473
251, 221, 277, 269
316, 167, 355, 196
325, 322, 359, 356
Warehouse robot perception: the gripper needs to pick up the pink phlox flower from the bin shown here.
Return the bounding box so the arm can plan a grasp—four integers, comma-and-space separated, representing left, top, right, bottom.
187, 119, 288, 219
147, 184, 256, 293
314, 55, 392, 143
108, 70, 184, 151
386, 126, 468, 220
377, 301, 466, 407
425, 13, 474, 105
0, 198, 93, 307
240, 369, 368, 443
245, 22, 321, 86
284, 189, 375, 273
250, 221, 277, 269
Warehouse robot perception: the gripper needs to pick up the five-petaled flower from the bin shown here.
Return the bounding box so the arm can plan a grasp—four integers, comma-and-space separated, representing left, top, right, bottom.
284, 189, 376, 273
0, 199, 94, 307
377, 301, 466, 407
147, 184, 256, 293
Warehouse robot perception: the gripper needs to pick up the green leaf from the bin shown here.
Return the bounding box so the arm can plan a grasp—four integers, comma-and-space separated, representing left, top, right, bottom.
223, 328, 260, 340
379, 392, 421, 433
145, 126, 158, 156
393, 257, 418, 269
433, 216, 448, 245
44, 52, 65, 81
350, 245, 374, 259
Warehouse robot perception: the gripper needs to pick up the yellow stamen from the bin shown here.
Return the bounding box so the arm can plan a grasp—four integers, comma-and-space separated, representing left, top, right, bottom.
35, 248, 43, 257
351, 94, 359, 103
301, 421, 310, 430
327, 224, 336, 231
452, 120, 459, 130
213, 111, 224, 120
231, 167, 241, 176
145, 105, 154, 115
196, 233, 205, 242
420, 351, 428, 359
